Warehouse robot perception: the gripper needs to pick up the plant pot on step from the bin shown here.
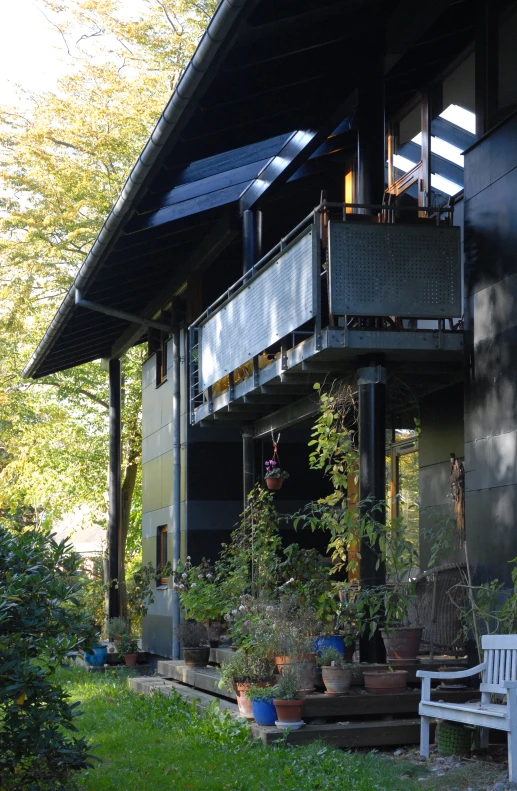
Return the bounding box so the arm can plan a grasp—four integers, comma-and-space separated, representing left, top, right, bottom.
273, 698, 305, 728
363, 669, 408, 694
124, 653, 138, 667
275, 654, 316, 693
235, 682, 254, 719
381, 627, 423, 662
183, 646, 210, 668
252, 697, 277, 726
321, 665, 352, 696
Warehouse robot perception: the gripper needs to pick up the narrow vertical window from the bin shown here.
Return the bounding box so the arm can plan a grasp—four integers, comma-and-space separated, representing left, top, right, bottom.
157, 525, 168, 585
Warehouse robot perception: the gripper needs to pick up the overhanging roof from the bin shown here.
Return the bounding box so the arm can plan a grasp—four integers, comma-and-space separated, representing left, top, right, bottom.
23, 0, 474, 379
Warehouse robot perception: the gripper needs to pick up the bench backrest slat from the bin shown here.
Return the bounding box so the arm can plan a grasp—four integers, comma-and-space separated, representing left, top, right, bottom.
480, 636, 517, 694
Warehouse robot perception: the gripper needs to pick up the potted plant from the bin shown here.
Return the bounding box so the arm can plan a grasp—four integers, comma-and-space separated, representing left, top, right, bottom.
117, 633, 139, 666
264, 458, 289, 491
273, 667, 305, 729
106, 616, 128, 658
246, 685, 277, 726
175, 557, 226, 646
317, 647, 353, 696
270, 596, 319, 693
362, 666, 408, 694
175, 620, 209, 667
218, 650, 275, 719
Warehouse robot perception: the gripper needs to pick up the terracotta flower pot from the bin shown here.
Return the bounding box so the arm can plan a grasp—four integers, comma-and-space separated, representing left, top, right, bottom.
235, 682, 254, 719
265, 476, 284, 491
381, 627, 423, 662
124, 653, 137, 667
273, 698, 305, 724
321, 665, 352, 696
363, 669, 408, 694
275, 654, 316, 692
183, 646, 210, 668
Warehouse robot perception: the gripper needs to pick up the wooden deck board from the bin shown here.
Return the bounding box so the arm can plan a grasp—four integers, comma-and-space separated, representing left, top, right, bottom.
252, 718, 436, 747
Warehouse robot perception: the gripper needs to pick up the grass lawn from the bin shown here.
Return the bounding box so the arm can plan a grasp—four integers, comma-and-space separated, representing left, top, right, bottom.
64, 667, 429, 791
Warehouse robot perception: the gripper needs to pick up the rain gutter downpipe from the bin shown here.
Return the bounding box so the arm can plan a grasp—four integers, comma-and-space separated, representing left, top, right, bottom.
22, 0, 253, 379
171, 324, 182, 660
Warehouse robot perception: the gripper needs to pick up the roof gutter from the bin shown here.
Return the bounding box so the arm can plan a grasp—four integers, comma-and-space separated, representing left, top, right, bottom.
23, 0, 252, 379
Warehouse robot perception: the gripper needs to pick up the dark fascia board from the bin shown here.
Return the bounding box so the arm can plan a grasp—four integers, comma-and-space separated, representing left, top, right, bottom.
22, 0, 257, 379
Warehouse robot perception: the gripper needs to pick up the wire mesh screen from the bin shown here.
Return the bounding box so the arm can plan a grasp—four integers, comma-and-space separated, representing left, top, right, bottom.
199, 229, 315, 392
328, 221, 461, 318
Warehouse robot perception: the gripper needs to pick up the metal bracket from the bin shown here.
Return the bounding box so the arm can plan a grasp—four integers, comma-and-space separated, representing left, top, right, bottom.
357, 366, 387, 385
75, 290, 173, 333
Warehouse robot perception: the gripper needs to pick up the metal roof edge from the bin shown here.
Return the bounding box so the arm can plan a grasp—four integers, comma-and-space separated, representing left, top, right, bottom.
22, 0, 252, 379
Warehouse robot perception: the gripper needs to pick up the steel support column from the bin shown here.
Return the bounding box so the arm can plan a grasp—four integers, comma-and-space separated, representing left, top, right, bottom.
356, 48, 385, 210
242, 208, 262, 275
108, 358, 121, 620
358, 358, 387, 663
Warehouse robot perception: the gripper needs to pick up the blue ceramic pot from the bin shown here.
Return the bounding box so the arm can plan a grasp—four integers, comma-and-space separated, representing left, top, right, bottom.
314, 635, 345, 656
84, 645, 108, 667
252, 697, 277, 726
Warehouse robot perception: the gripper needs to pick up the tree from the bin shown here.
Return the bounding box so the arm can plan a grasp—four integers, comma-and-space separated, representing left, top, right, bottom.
0, 0, 217, 617
0, 521, 96, 790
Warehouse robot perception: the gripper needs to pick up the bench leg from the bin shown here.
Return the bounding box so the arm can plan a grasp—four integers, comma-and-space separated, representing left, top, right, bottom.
420, 716, 430, 758
508, 729, 517, 783
480, 727, 489, 749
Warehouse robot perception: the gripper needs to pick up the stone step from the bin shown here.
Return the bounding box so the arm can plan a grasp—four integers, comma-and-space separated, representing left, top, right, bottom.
252, 717, 435, 747
128, 675, 239, 714
157, 660, 236, 699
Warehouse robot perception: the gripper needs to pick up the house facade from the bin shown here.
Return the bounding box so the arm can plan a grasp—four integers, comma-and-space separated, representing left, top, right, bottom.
24, 0, 517, 660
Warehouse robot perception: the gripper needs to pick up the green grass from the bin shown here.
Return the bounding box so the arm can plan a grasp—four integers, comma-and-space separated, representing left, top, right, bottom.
61, 667, 431, 791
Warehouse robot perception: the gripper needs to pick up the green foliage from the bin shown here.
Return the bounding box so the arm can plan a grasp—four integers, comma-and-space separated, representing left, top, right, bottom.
245, 684, 275, 701
218, 650, 275, 689
317, 646, 347, 668
174, 620, 208, 648
0, 522, 97, 790
106, 616, 129, 641
116, 633, 139, 655
273, 666, 304, 700
175, 557, 227, 625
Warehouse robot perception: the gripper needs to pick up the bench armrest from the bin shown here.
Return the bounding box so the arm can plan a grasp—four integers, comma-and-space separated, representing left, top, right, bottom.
502, 681, 517, 689
416, 662, 486, 680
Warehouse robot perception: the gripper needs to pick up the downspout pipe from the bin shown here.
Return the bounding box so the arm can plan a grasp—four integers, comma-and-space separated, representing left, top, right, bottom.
171, 327, 182, 659
22, 0, 253, 380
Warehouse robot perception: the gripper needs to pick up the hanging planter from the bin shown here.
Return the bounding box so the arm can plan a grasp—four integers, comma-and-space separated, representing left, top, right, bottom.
264, 433, 289, 491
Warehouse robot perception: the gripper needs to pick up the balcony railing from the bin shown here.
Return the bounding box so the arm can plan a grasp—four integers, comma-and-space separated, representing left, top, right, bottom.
189, 202, 462, 424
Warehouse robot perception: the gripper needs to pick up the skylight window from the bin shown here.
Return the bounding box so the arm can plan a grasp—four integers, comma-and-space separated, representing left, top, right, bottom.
412, 132, 464, 167
430, 173, 463, 196
439, 104, 476, 134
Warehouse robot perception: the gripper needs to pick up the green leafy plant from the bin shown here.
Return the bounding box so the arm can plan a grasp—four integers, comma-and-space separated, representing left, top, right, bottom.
174, 620, 208, 648
273, 666, 304, 700
218, 650, 275, 689
317, 646, 348, 668
175, 557, 227, 626
0, 522, 97, 790
107, 617, 129, 641
245, 684, 275, 701
117, 633, 139, 655
264, 458, 289, 481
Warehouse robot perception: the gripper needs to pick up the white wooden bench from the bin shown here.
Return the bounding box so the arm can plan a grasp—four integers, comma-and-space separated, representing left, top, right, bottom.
417, 635, 517, 781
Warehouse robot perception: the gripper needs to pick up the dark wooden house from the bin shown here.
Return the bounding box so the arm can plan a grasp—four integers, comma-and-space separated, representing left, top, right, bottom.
23, 0, 517, 660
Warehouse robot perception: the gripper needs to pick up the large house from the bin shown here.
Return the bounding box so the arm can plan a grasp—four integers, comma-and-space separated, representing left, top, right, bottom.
24, 0, 517, 660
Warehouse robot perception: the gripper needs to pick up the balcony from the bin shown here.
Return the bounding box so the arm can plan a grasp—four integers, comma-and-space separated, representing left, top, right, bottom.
189, 203, 463, 427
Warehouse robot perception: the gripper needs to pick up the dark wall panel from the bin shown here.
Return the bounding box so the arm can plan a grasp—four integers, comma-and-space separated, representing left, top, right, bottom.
464, 109, 517, 587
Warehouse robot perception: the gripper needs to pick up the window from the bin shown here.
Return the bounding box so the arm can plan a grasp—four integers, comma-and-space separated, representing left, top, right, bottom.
148, 328, 169, 387
157, 526, 168, 586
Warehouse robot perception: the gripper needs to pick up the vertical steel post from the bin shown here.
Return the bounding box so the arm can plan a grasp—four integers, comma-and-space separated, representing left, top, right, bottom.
358, 358, 387, 663
242, 208, 263, 275
356, 49, 385, 211
108, 358, 121, 620
172, 326, 181, 659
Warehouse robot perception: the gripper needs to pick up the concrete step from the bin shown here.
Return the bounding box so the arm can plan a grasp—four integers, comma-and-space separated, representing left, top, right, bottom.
252, 717, 435, 747
157, 660, 235, 699
128, 675, 239, 714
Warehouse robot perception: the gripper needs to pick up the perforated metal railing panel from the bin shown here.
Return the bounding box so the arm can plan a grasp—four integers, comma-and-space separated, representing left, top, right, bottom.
199, 229, 315, 392
328, 221, 461, 318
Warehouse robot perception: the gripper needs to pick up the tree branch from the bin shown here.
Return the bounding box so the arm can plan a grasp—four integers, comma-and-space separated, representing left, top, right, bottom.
41, 380, 109, 409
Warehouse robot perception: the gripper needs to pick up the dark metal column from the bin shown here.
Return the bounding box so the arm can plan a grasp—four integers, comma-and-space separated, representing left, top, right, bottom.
242, 208, 262, 275
356, 50, 385, 210
242, 424, 255, 508
358, 358, 387, 663
108, 358, 121, 620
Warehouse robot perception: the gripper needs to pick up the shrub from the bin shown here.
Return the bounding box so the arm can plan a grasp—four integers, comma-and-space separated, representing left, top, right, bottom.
0, 523, 96, 790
